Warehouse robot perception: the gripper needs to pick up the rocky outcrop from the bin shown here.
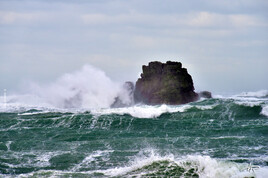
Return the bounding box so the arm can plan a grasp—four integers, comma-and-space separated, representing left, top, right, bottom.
134, 61, 199, 105
198, 91, 212, 99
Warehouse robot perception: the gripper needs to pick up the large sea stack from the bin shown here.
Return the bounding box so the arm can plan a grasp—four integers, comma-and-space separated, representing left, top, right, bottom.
134, 61, 198, 105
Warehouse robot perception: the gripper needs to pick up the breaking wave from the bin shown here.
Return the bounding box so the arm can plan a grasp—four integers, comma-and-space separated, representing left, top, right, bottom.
0, 65, 133, 110
100, 149, 267, 178
6, 149, 268, 178
0, 97, 267, 119
236, 90, 268, 98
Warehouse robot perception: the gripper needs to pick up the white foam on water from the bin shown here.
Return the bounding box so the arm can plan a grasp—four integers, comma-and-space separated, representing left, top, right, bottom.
229, 91, 268, 106
0, 98, 218, 119
232, 94, 267, 109
91, 102, 218, 118
6, 141, 12, 151
1, 151, 71, 170
234, 100, 264, 107
213, 90, 268, 118
210, 136, 246, 140
213, 94, 225, 99
100, 149, 171, 176
91, 104, 192, 118
237, 90, 268, 98
213, 90, 268, 102
35, 152, 61, 167
2, 150, 267, 178
260, 105, 268, 117
0, 94, 59, 113
195, 104, 218, 110
98, 148, 265, 178
18, 111, 51, 116
71, 150, 114, 171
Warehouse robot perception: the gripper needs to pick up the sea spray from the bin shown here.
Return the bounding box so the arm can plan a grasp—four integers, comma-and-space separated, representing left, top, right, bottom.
28, 65, 121, 109
237, 90, 268, 98
3, 65, 133, 110
260, 105, 268, 117
99, 149, 258, 178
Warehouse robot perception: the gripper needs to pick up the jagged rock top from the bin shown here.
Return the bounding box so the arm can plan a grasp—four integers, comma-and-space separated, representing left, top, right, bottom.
134, 61, 198, 105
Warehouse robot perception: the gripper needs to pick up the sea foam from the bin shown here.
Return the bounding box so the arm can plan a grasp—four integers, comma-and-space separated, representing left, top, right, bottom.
261, 105, 268, 117
99, 148, 264, 178
238, 90, 268, 98
91, 104, 191, 118
91, 104, 217, 118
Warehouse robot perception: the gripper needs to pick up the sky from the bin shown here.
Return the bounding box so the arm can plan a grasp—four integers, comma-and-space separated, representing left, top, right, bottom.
0, 0, 268, 94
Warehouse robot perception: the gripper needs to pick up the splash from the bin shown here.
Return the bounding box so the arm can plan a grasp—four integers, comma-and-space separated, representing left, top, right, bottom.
237, 90, 268, 98
99, 149, 263, 178
91, 104, 217, 118
261, 105, 268, 117
3, 65, 132, 110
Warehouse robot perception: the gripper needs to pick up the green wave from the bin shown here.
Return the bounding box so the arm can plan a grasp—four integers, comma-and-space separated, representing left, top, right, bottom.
0, 98, 267, 176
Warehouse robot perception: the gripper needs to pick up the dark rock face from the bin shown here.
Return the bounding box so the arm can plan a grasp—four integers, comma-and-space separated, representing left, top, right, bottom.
134, 61, 198, 105
198, 91, 212, 99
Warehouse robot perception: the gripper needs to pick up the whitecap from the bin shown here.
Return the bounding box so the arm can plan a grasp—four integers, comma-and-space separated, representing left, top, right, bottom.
234, 101, 263, 107
260, 105, 268, 117
91, 104, 192, 118
238, 90, 268, 98
98, 148, 262, 178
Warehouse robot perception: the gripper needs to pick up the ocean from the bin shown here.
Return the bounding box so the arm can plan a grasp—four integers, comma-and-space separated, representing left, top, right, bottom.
0, 89, 267, 178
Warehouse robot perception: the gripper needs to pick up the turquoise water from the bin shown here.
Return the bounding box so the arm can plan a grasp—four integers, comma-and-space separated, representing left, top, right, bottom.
0, 94, 268, 177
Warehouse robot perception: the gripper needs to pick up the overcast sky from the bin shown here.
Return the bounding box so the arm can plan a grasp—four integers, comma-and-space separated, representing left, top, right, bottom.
0, 0, 267, 94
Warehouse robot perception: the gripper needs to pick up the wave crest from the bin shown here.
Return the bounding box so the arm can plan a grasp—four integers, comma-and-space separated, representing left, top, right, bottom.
100, 149, 263, 178
236, 90, 268, 98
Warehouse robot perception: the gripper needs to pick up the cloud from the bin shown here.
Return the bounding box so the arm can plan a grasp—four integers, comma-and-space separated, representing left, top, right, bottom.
0, 0, 267, 92
229, 14, 265, 27
81, 11, 267, 29
81, 12, 159, 26
0, 11, 42, 24
186, 12, 268, 29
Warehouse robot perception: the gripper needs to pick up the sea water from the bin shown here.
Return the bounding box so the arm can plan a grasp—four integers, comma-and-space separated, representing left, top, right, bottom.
0, 65, 267, 177
0, 91, 267, 177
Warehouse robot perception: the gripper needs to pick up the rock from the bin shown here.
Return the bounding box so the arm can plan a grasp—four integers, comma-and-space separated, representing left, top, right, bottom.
134, 61, 198, 105
198, 91, 212, 99
111, 81, 135, 108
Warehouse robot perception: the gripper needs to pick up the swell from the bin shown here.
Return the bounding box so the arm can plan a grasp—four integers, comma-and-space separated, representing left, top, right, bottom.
1, 152, 267, 177
0, 99, 267, 176
1, 102, 267, 155
1, 97, 267, 118
0, 99, 266, 132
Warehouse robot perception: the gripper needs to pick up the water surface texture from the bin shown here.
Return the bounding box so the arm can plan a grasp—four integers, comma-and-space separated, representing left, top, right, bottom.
0, 91, 268, 177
